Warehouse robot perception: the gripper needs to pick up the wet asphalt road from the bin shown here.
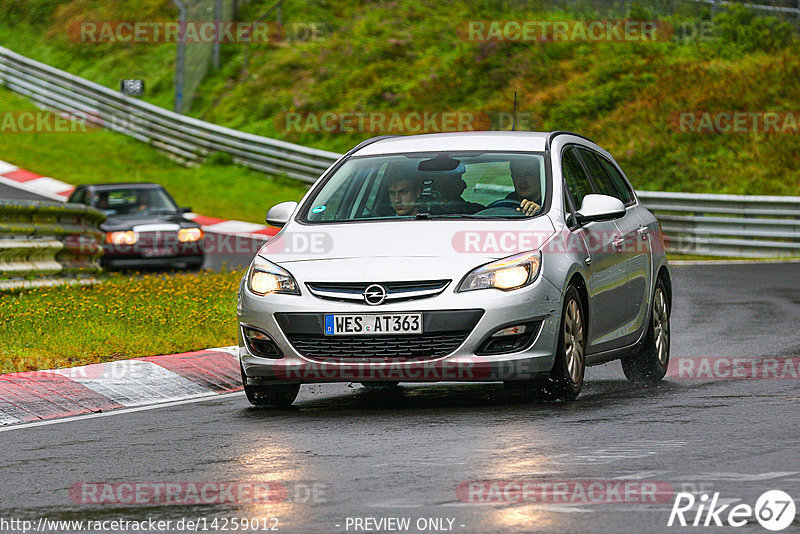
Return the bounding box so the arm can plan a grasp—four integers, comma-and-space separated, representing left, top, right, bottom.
1, 263, 799, 534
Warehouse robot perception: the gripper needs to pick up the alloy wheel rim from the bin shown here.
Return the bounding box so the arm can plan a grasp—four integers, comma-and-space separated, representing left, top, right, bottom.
563, 299, 585, 383
653, 288, 669, 365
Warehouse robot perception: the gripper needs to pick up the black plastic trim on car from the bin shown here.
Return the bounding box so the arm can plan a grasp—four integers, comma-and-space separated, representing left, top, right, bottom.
286, 332, 470, 362
241, 324, 284, 359
274, 309, 484, 336
474, 318, 544, 356
545, 130, 594, 150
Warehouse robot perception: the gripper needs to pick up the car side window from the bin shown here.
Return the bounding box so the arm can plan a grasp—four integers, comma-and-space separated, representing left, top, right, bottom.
561, 147, 593, 209
597, 156, 634, 205
576, 148, 622, 201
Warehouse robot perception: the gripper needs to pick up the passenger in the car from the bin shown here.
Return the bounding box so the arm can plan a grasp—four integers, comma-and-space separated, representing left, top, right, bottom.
508, 159, 543, 216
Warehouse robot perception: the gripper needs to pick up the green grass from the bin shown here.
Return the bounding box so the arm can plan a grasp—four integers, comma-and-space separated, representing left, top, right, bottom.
0, 269, 243, 372
0, 89, 308, 222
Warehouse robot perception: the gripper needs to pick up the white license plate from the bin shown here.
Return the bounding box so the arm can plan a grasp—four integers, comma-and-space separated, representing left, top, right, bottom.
324, 313, 423, 336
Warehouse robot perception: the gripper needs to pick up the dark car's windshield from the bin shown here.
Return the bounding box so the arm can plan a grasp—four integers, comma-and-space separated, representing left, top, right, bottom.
302, 151, 547, 223
91, 188, 178, 216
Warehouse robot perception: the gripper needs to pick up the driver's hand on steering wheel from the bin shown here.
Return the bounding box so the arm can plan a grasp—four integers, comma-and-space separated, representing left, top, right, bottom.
517, 199, 540, 216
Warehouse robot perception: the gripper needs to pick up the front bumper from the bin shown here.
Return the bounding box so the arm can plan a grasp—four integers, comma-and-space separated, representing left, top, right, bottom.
238, 273, 565, 384
101, 242, 204, 269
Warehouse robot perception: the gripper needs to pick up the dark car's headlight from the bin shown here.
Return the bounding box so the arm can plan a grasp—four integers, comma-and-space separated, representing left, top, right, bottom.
106, 231, 137, 245
458, 250, 542, 292
178, 228, 203, 242
247, 255, 300, 296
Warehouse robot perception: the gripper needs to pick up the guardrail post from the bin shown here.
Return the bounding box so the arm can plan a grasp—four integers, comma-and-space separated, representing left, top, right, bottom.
172, 0, 187, 114
213, 0, 222, 70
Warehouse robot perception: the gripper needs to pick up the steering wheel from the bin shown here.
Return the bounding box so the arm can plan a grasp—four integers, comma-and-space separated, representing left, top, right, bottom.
486, 199, 521, 210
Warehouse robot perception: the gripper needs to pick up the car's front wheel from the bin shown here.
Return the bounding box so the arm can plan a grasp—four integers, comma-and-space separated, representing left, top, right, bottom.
544, 286, 586, 401
622, 278, 670, 384
241, 365, 300, 407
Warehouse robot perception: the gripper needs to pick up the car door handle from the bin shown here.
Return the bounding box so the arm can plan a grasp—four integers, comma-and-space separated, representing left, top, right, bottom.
613, 237, 624, 251
638, 226, 649, 240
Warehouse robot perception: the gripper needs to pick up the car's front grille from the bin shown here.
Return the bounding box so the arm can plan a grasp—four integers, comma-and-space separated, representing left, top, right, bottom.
286, 332, 469, 362
306, 280, 450, 304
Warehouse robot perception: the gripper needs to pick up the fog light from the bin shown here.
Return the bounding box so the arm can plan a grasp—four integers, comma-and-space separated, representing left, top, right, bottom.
243, 326, 282, 359
477, 321, 542, 355
491, 325, 527, 337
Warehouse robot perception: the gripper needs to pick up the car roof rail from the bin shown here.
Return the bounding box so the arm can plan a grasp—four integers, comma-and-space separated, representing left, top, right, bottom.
545, 130, 594, 150
346, 135, 400, 156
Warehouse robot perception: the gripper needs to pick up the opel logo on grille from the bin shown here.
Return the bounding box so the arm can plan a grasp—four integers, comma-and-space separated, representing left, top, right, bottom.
363, 284, 387, 305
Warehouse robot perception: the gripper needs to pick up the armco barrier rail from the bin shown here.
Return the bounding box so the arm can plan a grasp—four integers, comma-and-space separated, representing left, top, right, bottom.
0, 46, 341, 183
0, 199, 105, 288
637, 191, 800, 257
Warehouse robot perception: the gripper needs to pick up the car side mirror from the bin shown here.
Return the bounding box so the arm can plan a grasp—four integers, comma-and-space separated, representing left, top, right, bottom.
575, 194, 626, 224
266, 201, 298, 228
181, 207, 192, 213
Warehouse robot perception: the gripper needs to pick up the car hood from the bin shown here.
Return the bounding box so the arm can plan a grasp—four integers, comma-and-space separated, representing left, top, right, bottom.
257, 217, 556, 282
100, 212, 195, 232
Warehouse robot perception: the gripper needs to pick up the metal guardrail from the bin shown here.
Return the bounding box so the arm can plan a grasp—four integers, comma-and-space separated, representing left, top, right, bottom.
637, 191, 800, 257
0, 46, 341, 183
0, 200, 105, 288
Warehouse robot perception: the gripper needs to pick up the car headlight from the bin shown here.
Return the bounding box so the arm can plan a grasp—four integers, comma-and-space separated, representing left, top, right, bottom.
247, 255, 300, 296
458, 250, 542, 292
105, 231, 137, 245
178, 228, 203, 242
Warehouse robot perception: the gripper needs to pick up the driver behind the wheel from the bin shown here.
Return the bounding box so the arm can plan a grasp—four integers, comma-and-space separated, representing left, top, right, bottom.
508, 159, 543, 216
388, 175, 423, 217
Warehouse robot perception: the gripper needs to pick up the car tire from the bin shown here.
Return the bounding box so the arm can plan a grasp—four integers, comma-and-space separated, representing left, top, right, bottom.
544, 286, 586, 401
241, 365, 300, 407
622, 278, 670, 384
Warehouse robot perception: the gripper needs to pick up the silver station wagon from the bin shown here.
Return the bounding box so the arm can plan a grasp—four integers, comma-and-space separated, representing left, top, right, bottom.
237, 131, 672, 406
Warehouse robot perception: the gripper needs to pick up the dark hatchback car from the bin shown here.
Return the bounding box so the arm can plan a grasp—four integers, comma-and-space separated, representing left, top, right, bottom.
68, 183, 205, 269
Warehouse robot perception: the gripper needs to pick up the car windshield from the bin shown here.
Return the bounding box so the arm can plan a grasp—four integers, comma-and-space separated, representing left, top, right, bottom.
91, 188, 178, 216
302, 151, 547, 222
